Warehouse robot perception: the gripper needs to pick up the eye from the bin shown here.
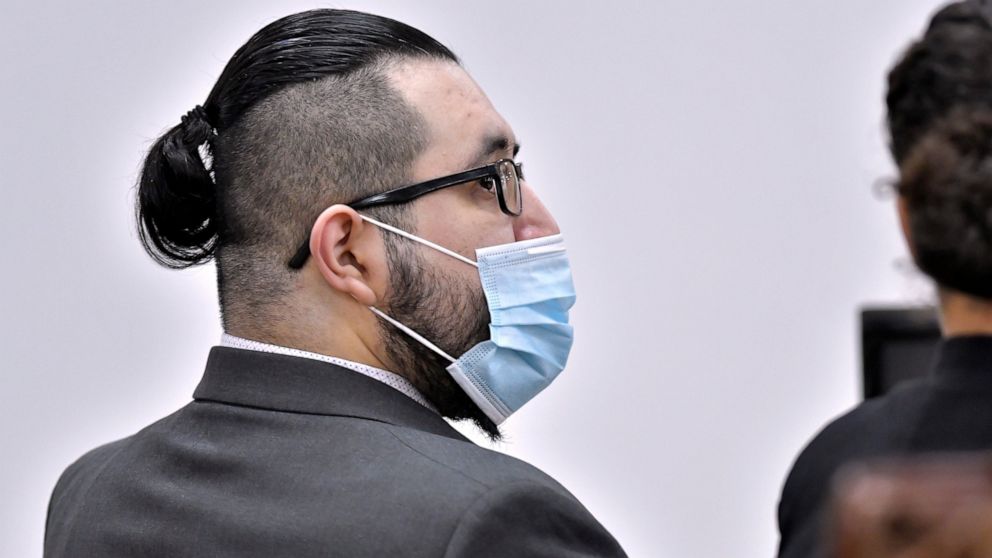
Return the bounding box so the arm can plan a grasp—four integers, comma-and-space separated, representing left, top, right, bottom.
479, 177, 497, 194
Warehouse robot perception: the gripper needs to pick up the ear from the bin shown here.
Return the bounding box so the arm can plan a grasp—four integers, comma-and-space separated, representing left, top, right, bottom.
309, 205, 384, 306
897, 196, 918, 259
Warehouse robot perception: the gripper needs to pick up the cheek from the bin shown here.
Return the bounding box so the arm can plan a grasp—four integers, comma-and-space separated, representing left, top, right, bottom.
445, 216, 516, 256
470, 230, 515, 253
414, 191, 517, 257
473, 211, 517, 250
422, 250, 482, 298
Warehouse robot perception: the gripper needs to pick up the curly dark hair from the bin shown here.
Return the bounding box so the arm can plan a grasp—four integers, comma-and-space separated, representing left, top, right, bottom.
888, 0, 992, 299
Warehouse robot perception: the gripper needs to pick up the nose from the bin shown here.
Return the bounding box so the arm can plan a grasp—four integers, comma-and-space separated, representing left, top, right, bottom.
512, 182, 560, 241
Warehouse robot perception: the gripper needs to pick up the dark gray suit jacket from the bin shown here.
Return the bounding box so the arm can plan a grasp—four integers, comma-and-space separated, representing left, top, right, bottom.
45, 346, 625, 557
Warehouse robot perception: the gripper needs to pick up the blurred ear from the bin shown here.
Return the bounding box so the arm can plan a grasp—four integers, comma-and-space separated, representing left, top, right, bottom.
897, 197, 917, 259
309, 205, 385, 306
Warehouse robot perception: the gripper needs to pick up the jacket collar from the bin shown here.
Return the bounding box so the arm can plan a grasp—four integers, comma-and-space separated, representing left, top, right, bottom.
193, 346, 469, 442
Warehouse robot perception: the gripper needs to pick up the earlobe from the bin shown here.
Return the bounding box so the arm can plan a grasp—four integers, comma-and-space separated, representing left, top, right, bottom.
310, 205, 381, 306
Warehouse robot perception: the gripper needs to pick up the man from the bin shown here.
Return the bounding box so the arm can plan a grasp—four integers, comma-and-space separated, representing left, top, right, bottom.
44, 9, 624, 557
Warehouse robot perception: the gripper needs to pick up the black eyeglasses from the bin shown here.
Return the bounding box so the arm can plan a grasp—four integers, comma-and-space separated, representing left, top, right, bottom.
287, 158, 524, 269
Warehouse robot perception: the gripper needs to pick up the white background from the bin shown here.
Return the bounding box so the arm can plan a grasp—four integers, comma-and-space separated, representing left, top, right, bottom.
0, 1, 947, 556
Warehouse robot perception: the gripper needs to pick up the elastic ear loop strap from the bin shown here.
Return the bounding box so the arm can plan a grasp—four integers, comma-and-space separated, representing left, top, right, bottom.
369, 308, 456, 364
359, 214, 478, 268
360, 213, 473, 364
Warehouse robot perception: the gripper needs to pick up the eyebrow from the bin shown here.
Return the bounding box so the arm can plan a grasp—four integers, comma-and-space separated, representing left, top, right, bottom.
467, 135, 520, 168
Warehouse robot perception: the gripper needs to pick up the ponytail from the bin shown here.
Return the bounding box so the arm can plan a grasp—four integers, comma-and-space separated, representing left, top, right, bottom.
136, 105, 218, 268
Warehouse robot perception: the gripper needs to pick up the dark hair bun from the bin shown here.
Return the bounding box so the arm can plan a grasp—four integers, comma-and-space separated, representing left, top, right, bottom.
136, 106, 218, 268
899, 106, 992, 299
886, 1, 992, 164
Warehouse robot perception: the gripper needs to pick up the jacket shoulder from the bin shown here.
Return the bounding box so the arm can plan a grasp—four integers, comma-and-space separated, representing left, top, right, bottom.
45, 435, 134, 555
385, 425, 626, 556
51, 436, 132, 504
777, 379, 931, 557
385, 423, 567, 491
782, 379, 931, 505
46, 408, 188, 544
444, 481, 626, 557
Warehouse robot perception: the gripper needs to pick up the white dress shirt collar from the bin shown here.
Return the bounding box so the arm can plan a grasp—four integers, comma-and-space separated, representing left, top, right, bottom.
219, 333, 437, 414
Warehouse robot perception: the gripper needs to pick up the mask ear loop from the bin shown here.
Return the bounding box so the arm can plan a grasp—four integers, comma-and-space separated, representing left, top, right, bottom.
368, 307, 457, 364
359, 214, 478, 268
358, 213, 471, 364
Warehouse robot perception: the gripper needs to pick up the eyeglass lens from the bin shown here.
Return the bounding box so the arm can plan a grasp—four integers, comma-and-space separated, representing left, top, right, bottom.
497, 160, 522, 216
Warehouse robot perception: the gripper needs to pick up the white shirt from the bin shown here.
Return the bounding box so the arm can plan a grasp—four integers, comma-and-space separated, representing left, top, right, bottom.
219, 333, 437, 413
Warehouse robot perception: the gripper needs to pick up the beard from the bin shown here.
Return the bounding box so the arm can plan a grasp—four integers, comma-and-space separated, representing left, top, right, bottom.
376, 235, 501, 441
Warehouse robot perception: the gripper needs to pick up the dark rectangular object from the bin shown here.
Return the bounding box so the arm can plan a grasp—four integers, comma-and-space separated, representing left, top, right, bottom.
860, 307, 941, 399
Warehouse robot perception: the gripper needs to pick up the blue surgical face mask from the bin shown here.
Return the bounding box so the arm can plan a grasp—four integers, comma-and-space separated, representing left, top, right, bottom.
359, 214, 576, 425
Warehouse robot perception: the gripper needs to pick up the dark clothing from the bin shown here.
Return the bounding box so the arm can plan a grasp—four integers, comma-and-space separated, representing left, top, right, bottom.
777, 336, 992, 557
45, 346, 625, 557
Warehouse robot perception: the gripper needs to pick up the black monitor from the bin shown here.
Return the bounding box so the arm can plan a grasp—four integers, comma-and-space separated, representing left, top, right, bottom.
861, 307, 941, 399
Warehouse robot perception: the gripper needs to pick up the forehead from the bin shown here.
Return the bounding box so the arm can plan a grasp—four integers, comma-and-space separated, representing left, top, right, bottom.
385, 58, 514, 179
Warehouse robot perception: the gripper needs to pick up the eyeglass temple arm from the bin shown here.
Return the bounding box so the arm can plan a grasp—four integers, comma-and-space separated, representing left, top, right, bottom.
351, 167, 494, 209
288, 167, 495, 269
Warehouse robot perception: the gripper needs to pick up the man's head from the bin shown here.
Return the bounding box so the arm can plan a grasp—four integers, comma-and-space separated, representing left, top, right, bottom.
136, 9, 559, 438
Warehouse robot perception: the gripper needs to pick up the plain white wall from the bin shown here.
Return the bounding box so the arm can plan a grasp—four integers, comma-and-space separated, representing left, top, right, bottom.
0, 1, 948, 556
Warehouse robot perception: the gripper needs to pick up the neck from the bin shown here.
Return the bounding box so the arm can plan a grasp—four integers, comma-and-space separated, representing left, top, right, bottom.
939, 288, 992, 337
224, 294, 395, 372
